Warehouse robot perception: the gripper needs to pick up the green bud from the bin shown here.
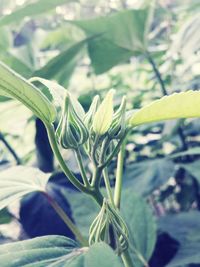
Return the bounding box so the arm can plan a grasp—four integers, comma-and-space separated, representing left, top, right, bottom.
92, 89, 115, 135
56, 93, 88, 149
109, 96, 126, 139
89, 199, 129, 255
84, 95, 100, 131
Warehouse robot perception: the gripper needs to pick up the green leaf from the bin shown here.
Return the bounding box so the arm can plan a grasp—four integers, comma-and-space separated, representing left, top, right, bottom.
0, 0, 75, 27
0, 208, 12, 224
0, 166, 51, 210
159, 211, 200, 267
72, 8, 150, 74
0, 236, 123, 267
124, 158, 175, 196
122, 192, 157, 266
0, 61, 56, 124
129, 91, 200, 127
34, 39, 87, 85
179, 160, 200, 184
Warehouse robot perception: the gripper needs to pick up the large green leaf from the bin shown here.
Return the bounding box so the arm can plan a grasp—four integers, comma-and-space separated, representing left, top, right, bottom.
72, 8, 150, 74
0, 236, 123, 267
122, 192, 157, 266
0, 61, 56, 124
0, 166, 51, 210
179, 160, 200, 184
159, 211, 200, 267
129, 91, 200, 127
34, 39, 87, 84
0, 0, 75, 27
124, 158, 175, 196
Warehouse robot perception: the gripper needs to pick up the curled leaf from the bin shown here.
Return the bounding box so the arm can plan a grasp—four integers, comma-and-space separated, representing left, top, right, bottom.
0, 61, 56, 124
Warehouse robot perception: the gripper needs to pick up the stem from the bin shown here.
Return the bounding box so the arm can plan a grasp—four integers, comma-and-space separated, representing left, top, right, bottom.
44, 193, 88, 246
121, 250, 135, 267
114, 139, 126, 209
45, 123, 90, 193
103, 168, 115, 207
0, 132, 21, 164
75, 147, 90, 187
146, 51, 168, 96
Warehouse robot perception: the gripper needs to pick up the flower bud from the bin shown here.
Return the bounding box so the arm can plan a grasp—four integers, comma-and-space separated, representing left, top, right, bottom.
56, 94, 88, 149
109, 96, 126, 139
92, 89, 115, 135
84, 95, 100, 131
89, 199, 129, 255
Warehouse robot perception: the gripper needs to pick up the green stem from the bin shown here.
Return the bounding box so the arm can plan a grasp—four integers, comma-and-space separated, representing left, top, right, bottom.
103, 168, 115, 207
121, 250, 135, 267
45, 123, 90, 194
0, 132, 21, 165
114, 138, 126, 209
45, 193, 88, 246
75, 147, 90, 187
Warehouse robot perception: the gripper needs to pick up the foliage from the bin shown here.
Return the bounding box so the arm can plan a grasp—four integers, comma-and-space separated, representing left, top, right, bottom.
0, 1, 200, 267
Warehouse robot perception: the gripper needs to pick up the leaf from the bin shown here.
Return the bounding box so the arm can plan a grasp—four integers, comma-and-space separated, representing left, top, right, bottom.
72, 8, 150, 74
20, 173, 76, 238
0, 236, 123, 267
0, 0, 75, 27
122, 192, 157, 266
0, 166, 51, 210
179, 160, 200, 184
0, 208, 12, 224
129, 91, 200, 127
169, 147, 200, 159
159, 211, 200, 267
34, 39, 87, 85
0, 61, 56, 124
124, 158, 175, 196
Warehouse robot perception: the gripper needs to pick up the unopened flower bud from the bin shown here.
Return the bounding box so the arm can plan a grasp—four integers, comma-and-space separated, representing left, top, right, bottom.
109, 96, 126, 139
92, 89, 115, 135
89, 199, 129, 255
56, 94, 88, 149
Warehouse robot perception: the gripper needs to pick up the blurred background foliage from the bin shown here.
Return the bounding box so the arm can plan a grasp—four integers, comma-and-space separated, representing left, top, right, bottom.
0, 0, 200, 266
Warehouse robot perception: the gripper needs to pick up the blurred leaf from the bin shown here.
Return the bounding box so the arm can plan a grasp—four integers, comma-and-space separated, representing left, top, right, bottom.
20, 173, 76, 238
0, 208, 12, 224
72, 8, 151, 74
0, 61, 56, 124
129, 91, 200, 127
0, 0, 75, 27
0, 166, 50, 210
34, 39, 87, 85
169, 147, 200, 159
0, 236, 122, 267
159, 211, 200, 267
179, 160, 200, 184
124, 158, 175, 196
122, 192, 157, 266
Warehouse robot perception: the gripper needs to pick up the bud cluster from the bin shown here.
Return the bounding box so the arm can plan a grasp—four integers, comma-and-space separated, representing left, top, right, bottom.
56, 90, 127, 166
89, 199, 129, 255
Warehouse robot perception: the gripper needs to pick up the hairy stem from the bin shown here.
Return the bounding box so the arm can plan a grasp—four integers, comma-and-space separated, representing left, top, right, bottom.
45, 123, 90, 193
75, 147, 90, 187
103, 168, 115, 206
114, 138, 126, 209
0, 132, 21, 165
44, 193, 88, 246
121, 250, 135, 267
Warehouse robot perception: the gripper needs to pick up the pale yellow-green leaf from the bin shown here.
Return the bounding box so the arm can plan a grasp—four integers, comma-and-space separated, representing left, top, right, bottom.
129, 90, 200, 127
0, 61, 56, 124
93, 89, 115, 135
